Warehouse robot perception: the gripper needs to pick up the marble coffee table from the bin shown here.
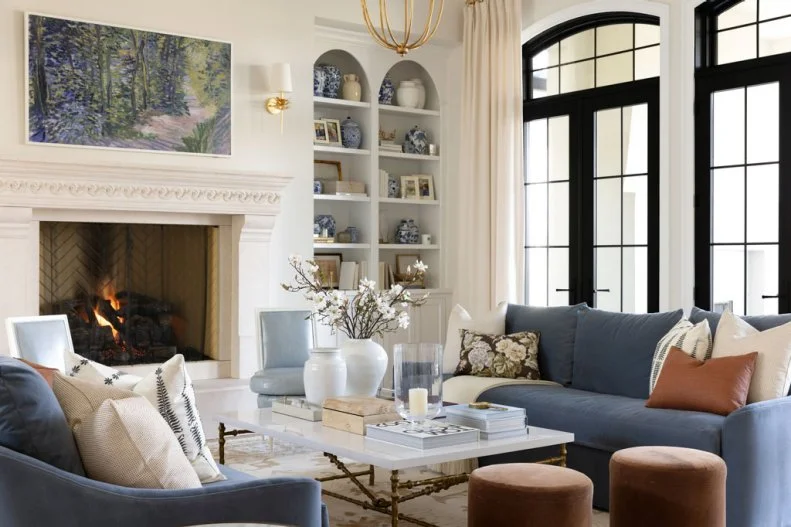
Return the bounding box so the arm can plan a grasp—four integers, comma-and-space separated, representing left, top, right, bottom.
214, 409, 573, 527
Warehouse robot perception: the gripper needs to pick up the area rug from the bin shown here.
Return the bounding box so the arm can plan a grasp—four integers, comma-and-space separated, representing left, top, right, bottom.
209, 436, 610, 526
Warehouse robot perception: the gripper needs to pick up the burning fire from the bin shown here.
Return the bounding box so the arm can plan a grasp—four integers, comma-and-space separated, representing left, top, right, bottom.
93, 283, 122, 340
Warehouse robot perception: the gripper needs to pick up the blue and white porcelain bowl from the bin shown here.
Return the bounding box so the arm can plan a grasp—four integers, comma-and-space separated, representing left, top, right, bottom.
341, 117, 362, 149
314, 214, 337, 237
313, 66, 326, 97
379, 75, 395, 105
321, 64, 342, 99
405, 125, 429, 155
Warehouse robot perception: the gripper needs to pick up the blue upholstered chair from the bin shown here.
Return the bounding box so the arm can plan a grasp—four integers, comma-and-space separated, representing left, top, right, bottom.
5, 314, 73, 372
0, 356, 329, 527
249, 309, 314, 408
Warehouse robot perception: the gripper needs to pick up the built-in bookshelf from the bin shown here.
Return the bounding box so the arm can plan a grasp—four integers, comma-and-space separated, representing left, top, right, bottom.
312, 45, 445, 291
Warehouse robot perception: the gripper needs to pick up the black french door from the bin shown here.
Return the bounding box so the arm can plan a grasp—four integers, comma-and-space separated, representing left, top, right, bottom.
524, 78, 660, 312
694, 58, 791, 315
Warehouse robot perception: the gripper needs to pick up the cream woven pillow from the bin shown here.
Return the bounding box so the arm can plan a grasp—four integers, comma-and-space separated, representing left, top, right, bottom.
74, 398, 201, 489
53, 373, 142, 428
711, 310, 791, 403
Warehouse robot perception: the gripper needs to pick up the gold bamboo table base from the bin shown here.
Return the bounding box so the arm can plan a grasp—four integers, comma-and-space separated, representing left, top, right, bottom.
218, 423, 567, 527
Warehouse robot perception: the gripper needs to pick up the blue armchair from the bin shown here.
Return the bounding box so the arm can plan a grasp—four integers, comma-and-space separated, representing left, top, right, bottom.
0, 445, 329, 527
249, 309, 314, 408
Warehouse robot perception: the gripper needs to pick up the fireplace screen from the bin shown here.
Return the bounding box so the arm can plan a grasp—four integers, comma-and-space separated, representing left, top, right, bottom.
39, 222, 218, 366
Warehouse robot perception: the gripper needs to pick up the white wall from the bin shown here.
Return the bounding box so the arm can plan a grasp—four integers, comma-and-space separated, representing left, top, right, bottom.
0, 0, 463, 311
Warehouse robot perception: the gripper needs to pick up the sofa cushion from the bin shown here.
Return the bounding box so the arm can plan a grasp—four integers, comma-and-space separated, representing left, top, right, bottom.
505, 303, 588, 386
690, 306, 791, 335
480, 384, 724, 454
572, 309, 683, 399
0, 357, 85, 476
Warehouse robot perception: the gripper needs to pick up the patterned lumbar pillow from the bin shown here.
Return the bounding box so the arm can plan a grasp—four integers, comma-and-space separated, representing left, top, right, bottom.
132, 354, 224, 483
454, 330, 541, 379
650, 318, 712, 393
74, 398, 201, 489
64, 349, 142, 389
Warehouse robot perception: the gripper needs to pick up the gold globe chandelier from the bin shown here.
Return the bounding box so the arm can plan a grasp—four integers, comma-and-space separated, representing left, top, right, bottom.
361, 0, 445, 56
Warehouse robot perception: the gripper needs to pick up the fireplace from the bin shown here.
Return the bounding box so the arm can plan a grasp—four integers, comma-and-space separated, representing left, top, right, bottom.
39, 222, 219, 366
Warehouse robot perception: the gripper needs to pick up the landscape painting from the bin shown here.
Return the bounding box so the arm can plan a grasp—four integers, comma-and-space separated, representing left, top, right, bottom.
27, 14, 231, 155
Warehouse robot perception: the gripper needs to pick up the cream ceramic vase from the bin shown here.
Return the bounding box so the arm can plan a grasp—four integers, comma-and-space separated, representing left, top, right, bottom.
303, 348, 347, 406
341, 339, 388, 397
342, 74, 362, 102
397, 80, 420, 108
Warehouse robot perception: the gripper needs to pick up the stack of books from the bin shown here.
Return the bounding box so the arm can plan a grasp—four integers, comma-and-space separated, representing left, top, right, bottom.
366, 421, 479, 449
379, 140, 403, 153
445, 403, 527, 441
322, 396, 401, 435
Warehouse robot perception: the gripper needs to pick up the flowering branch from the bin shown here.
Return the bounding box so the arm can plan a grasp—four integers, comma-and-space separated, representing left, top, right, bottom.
281, 255, 429, 340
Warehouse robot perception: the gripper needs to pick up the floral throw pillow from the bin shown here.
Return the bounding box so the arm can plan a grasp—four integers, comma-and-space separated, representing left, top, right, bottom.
454, 330, 541, 379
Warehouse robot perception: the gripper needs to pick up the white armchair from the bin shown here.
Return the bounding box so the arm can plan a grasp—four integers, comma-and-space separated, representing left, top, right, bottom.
5, 315, 72, 372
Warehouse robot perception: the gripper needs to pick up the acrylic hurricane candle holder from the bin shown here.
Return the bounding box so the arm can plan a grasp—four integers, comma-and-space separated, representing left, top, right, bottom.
393, 343, 443, 424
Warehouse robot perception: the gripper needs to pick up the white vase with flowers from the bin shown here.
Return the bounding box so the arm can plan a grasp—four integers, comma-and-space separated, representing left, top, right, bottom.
283, 255, 429, 397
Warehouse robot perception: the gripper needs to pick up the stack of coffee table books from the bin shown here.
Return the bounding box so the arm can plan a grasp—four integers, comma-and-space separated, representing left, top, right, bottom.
365, 421, 479, 449
445, 403, 527, 440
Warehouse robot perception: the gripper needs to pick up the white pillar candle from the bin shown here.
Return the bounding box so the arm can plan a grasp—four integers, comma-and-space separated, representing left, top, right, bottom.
409, 388, 428, 418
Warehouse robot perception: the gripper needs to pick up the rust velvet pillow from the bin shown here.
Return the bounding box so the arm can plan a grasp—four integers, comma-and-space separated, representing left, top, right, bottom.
646, 346, 757, 416
17, 358, 58, 387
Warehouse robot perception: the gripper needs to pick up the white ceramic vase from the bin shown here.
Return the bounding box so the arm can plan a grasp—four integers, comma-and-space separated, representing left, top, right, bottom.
410, 78, 426, 109
341, 339, 388, 397
303, 348, 347, 406
342, 74, 362, 102
397, 80, 420, 108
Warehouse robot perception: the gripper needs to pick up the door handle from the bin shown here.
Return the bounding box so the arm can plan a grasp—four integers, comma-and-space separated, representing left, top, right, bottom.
762, 294, 783, 299
555, 288, 572, 292
594, 289, 611, 293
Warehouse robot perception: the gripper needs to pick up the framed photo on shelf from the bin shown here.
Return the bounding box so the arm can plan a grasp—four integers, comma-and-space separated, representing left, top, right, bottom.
324, 119, 342, 147
400, 175, 420, 200
314, 253, 343, 289
314, 160, 343, 182
416, 175, 435, 200
395, 253, 425, 288
314, 120, 329, 144
396, 254, 421, 275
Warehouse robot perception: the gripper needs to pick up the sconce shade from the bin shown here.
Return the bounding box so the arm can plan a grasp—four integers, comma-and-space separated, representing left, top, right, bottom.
269, 63, 293, 93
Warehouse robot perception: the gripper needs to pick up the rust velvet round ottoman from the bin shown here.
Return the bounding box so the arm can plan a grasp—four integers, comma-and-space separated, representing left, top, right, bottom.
610, 446, 726, 527
467, 463, 593, 527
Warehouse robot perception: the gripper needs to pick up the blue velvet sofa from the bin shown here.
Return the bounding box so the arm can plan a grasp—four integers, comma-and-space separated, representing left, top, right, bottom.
0, 357, 329, 527
477, 305, 791, 527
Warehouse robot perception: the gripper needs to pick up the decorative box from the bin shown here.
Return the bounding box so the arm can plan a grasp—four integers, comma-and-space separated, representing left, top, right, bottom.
324, 181, 366, 195
322, 396, 400, 435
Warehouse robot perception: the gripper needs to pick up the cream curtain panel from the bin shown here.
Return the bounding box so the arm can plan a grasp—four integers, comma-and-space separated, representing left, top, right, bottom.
454, 0, 524, 313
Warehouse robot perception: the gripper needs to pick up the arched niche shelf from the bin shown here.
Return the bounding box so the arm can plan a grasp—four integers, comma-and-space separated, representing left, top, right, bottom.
314, 49, 371, 103
381, 60, 440, 112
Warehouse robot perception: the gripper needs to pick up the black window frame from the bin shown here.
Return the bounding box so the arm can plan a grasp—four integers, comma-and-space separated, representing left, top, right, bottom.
523, 13, 661, 312
694, 0, 791, 313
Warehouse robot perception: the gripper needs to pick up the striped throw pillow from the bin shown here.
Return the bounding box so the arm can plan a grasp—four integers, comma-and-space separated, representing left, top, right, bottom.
650, 319, 712, 393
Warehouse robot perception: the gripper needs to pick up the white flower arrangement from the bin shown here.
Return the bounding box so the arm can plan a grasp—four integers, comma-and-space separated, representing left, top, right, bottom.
282, 255, 429, 339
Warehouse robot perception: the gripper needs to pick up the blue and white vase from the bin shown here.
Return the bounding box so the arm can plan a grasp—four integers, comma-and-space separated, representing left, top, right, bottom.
313, 180, 323, 194
313, 66, 326, 97
404, 125, 429, 155
314, 214, 337, 237
379, 75, 395, 105
341, 117, 362, 149
321, 64, 342, 99
395, 219, 420, 244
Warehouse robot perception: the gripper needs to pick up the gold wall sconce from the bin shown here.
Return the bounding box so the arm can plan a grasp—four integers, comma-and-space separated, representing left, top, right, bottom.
265, 63, 292, 133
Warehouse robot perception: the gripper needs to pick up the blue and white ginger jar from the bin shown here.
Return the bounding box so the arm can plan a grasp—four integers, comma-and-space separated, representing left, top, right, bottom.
404, 125, 428, 155
379, 75, 395, 105
321, 64, 342, 98
314, 214, 336, 237
341, 117, 362, 149
313, 66, 326, 97
395, 219, 420, 244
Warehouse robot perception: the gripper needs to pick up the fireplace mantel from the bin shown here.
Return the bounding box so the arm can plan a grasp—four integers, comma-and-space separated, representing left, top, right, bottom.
0, 157, 294, 379
0, 158, 292, 214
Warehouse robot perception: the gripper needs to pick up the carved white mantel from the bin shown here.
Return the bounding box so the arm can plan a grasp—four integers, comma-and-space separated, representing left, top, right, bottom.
0, 158, 293, 379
